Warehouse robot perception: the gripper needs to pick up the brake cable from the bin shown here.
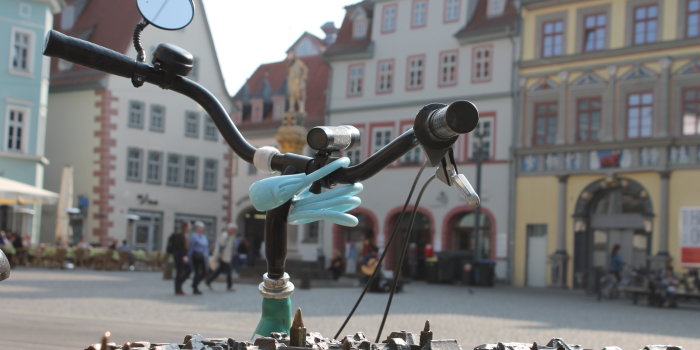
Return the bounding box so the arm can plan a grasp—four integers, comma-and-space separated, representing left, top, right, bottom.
334, 161, 428, 340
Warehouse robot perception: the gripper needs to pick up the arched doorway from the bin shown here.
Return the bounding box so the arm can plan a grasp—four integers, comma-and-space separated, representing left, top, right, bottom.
333, 210, 377, 274
444, 210, 493, 259
572, 177, 653, 289
386, 209, 432, 279
241, 207, 265, 266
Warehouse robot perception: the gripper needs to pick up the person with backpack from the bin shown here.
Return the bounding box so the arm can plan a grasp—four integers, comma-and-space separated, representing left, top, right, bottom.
166, 221, 191, 296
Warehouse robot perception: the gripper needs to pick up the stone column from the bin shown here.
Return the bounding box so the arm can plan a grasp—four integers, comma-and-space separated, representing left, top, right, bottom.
655, 58, 672, 137
550, 174, 569, 287
556, 71, 569, 145
601, 65, 617, 142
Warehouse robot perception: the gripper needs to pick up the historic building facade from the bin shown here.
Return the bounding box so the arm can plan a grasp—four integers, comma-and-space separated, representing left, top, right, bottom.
230, 29, 335, 262
43, 0, 231, 248
514, 0, 700, 288
324, 0, 519, 280
0, 0, 64, 241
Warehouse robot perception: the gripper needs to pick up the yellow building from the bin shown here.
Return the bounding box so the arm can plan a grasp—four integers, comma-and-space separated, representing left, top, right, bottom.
514, 0, 700, 288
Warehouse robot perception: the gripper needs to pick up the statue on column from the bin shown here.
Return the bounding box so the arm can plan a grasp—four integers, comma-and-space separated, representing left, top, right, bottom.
286, 51, 308, 117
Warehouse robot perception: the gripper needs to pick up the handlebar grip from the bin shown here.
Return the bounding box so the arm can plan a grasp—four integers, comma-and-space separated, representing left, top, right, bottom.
428, 100, 479, 140
43, 30, 140, 80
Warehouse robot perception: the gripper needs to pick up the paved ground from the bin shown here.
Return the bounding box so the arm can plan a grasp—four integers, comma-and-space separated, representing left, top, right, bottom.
0, 269, 698, 350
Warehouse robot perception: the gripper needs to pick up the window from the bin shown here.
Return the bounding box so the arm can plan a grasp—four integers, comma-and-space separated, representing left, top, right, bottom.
372, 127, 393, 154
576, 97, 601, 142
126, 147, 143, 182
682, 87, 700, 135
444, 0, 460, 22
633, 4, 658, 45
346, 147, 363, 166
582, 13, 606, 51
204, 115, 218, 141
185, 111, 199, 137
487, 0, 505, 17
472, 46, 492, 82
407, 55, 425, 90
6, 107, 27, 153
439, 51, 458, 87
166, 153, 182, 186
128, 101, 145, 128
412, 0, 428, 28
401, 123, 422, 164
203, 158, 218, 191
470, 118, 494, 160
10, 29, 33, 74
146, 151, 163, 184
627, 92, 653, 138
183, 156, 198, 188
688, 0, 700, 38
376, 60, 394, 94
533, 102, 557, 145
382, 4, 398, 33
149, 104, 165, 132
353, 18, 367, 39
348, 64, 364, 97
541, 19, 564, 57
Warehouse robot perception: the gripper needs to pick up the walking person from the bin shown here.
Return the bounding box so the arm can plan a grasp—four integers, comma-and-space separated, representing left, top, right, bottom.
188, 221, 209, 295
205, 223, 238, 292
608, 244, 625, 282
166, 221, 191, 296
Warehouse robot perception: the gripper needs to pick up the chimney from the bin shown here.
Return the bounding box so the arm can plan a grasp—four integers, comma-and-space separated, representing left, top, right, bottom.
321, 22, 338, 45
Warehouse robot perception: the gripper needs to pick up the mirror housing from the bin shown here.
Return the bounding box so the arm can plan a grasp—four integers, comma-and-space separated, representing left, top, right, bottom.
136, 0, 195, 30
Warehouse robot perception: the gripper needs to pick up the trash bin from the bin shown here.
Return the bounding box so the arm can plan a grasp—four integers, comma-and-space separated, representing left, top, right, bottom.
472, 260, 495, 286
435, 251, 473, 284
425, 259, 440, 284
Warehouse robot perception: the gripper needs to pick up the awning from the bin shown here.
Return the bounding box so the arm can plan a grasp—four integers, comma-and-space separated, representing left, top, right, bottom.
0, 177, 58, 205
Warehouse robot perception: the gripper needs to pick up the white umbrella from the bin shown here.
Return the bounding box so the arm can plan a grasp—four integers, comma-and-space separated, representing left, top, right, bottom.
0, 176, 58, 205
54, 166, 74, 243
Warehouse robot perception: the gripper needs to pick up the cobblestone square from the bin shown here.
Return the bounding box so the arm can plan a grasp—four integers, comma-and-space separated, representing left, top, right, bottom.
0, 269, 698, 350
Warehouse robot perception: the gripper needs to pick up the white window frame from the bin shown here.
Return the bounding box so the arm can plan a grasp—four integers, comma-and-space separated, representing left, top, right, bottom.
166, 153, 182, 186
444, 0, 461, 23
401, 123, 423, 164
5, 105, 29, 153
376, 60, 394, 94
472, 45, 492, 83
353, 17, 368, 39
9, 27, 35, 76
469, 116, 495, 160
406, 55, 425, 90
439, 50, 458, 87
149, 104, 165, 132
348, 64, 364, 97
146, 150, 163, 184
371, 126, 393, 155
185, 111, 199, 138
204, 115, 218, 141
382, 4, 398, 33
626, 91, 653, 139
126, 147, 143, 182
128, 100, 145, 129
203, 158, 218, 191
183, 156, 198, 188
412, 0, 429, 28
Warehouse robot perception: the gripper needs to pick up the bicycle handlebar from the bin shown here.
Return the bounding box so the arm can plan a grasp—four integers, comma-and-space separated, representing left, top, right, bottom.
43, 30, 479, 184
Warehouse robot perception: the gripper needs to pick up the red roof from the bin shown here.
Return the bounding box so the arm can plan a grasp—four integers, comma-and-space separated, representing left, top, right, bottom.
233, 55, 329, 127
50, 0, 142, 88
324, 1, 373, 57
456, 0, 518, 39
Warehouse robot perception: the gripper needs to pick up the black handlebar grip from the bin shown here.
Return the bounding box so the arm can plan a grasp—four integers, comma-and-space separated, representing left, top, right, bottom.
428, 100, 479, 140
43, 30, 139, 80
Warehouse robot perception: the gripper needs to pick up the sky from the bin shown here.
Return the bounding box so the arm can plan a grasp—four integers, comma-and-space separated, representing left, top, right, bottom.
202, 1, 353, 96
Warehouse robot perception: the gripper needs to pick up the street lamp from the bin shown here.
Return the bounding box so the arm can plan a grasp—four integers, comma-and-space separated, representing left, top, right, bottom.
471, 129, 486, 262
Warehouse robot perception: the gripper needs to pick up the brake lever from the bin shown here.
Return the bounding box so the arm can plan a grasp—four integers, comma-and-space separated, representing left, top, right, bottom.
435, 149, 480, 207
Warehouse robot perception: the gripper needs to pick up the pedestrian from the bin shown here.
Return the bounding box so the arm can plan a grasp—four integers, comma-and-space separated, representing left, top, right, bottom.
329, 249, 345, 281
166, 221, 191, 295
188, 221, 209, 295
236, 236, 249, 268
608, 244, 624, 282
205, 223, 238, 292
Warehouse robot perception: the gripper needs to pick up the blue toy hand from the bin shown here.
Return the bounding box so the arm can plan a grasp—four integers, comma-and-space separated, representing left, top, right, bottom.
288, 183, 363, 227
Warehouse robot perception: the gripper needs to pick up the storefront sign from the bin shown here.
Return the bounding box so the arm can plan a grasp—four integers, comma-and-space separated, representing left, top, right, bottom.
680, 207, 700, 266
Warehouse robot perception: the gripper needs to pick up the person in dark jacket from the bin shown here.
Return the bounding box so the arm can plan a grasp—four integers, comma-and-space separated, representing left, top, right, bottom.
167, 221, 191, 295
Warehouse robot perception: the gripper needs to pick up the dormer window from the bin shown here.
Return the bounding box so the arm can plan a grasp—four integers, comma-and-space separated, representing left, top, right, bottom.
351, 7, 369, 39
487, 0, 506, 18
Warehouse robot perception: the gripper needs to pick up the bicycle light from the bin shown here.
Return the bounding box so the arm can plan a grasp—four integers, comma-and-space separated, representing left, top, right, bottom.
307, 125, 361, 152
